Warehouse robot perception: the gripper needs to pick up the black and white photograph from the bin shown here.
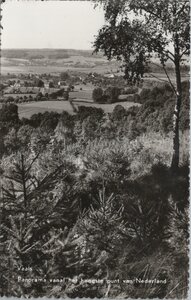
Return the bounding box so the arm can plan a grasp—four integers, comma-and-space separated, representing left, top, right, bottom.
0, 0, 190, 298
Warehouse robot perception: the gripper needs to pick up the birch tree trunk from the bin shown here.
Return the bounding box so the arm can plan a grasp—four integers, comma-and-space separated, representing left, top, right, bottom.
171, 41, 182, 172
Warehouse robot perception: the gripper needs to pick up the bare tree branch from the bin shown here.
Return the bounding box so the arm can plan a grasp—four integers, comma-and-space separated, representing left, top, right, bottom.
180, 48, 190, 59
147, 73, 171, 84
162, 64, 177, 95
166, 50, 175, 62
149, 62, 177, 95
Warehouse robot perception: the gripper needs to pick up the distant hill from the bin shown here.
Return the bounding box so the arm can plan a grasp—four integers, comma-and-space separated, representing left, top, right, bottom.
1, 49, 104, 60
1, 49, 188, 76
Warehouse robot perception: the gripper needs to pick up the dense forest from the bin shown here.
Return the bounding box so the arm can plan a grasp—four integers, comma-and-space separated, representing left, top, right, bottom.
0, 81, 189, 298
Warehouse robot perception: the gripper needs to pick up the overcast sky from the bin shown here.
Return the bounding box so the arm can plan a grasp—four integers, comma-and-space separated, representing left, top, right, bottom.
1, 1, 105, 49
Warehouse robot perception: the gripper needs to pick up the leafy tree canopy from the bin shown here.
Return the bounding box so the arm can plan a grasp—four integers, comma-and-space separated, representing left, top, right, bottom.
93, 0, 190, 84
0, 103, 19, 124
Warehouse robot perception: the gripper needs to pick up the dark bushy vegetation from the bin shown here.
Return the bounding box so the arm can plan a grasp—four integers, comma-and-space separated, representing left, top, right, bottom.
92, 86, 121, 103
0, 103, 19, 124
92, 87, 104, 103
136, 81, 189, 133
104, 86, 121, 103
0, 81, 189, 298
77, 106, 105, 121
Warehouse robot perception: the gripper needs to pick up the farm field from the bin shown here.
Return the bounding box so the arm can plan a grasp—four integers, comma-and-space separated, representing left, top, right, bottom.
18, 100, 140, 118
16, 82, 141, 118
1, 64, 117, 75
2, 62, 189, 83
70, 88, 94, 101
1, 52, 119, 75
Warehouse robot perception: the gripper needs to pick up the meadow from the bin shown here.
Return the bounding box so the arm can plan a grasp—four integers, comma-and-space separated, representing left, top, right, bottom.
3, 82, 140, 118
1, 49, 119, 75
18, 100, 140, 118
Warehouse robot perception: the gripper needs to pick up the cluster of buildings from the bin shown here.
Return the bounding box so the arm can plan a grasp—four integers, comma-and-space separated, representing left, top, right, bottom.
2, 78, 70, 101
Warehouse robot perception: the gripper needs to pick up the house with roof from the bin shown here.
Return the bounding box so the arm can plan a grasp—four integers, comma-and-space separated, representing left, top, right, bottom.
104, 73, 115, 79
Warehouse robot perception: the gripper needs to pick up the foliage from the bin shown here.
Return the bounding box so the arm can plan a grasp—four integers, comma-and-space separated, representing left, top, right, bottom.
0, 76, 189, 297
34, 79, 44, 88
93, 0, 189, 171
92, 86, 121, 104
111, 104, 127, 121
60, 72, 70, 81
76, 106, 105, 122
0, 103, 19, 124
104, 86, 121, 103
93, 0, 189, 83
92, 87, 104, 103
28, 111, 60, 129
54, 112, 75, 144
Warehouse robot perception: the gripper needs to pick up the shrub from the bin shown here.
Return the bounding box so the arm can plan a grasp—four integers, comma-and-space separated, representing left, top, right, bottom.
126, 105, 140, 117
15, 96, 20, 103
0, 103, 19, 123
6, 96, 14, 103
133, 93, 141, 103
28, 95, 33, 102
30, 111, 60, 129
104, 86, 121, 103
35, 79, 44, 88
49, 81, 54, 88
139, 88, 151, 103
60, 72, 70, 81
63, 91, 69, 100
77, 106, 105, 121
41, 111, 61, 130
112, 105, 127, 120
92, 87, 104, 103
30, 113, 43, 127
41, 97, 47, 101
78, 189, 127, 256
130, 82, 189, 134
81, 115, 101, 141
69, 84, 74, 91
36, 92, 43, 101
